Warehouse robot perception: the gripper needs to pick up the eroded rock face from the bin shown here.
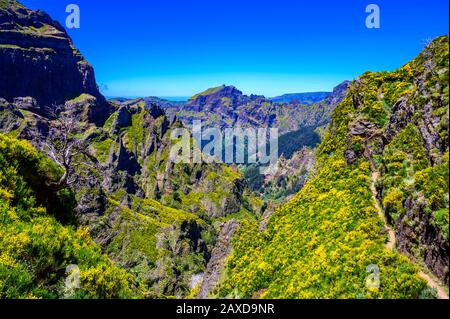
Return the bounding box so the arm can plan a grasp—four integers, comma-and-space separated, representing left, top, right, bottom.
151, 220, 209, 297
0, 98, 22, 133
385, 97, 415, 142
396, 197, 449, 284
259, 147, 316, 201
198, 220, 239, 299
111, 107, 132, 134
200, 178, 244, 218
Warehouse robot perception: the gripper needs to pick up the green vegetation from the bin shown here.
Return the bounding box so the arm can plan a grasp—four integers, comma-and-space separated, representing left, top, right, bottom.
90, 137, 114, 165
67, 93, 95, 104
189, 85, 226, 101
219, 36, 449, 299
0, 134, 140, 298
220, 160, 426, 298
379, 36, 449, 248
278, 126, 321, 159
0, 0, 23, 9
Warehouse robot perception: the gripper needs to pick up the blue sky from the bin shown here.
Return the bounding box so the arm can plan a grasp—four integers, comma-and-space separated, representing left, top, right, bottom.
21, 0, 449, 98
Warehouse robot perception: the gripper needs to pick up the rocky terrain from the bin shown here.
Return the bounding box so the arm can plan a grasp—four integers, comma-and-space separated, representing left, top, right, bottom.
0, 0, 448, 300
161, 81, 349, 204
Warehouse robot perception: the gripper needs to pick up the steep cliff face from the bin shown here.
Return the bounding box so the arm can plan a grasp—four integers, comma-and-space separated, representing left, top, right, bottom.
0, 1, 111, 124
378, 36, 449, 284
197, 220, 239, 299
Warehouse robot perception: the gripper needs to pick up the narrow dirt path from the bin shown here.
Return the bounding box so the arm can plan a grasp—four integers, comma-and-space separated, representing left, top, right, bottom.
370, 171, 449, 299
419, 271, 449, 299
370, 172, 396, 250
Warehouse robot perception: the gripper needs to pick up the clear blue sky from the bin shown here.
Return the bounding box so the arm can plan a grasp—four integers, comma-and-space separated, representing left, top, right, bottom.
21, 0, 449, 98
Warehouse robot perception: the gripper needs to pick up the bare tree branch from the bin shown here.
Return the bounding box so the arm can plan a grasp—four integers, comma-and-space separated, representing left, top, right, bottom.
32, 104, 100, 190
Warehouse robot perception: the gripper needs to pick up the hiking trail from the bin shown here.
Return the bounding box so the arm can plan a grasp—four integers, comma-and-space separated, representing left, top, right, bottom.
370, 171, 449, 299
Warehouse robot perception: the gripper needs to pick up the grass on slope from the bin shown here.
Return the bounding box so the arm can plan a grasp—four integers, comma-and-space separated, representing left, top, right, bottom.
0, 134, 140, 299
216, 38, 450, 299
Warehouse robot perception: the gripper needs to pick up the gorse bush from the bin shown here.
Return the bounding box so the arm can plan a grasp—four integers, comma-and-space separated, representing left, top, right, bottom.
220, 159, 426, 298
0, 134, 140, 298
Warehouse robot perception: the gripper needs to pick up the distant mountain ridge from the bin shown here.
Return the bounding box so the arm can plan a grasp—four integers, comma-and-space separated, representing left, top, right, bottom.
164, 82, 350, 135
109, 96, 185, 108
270, 91, 331, 104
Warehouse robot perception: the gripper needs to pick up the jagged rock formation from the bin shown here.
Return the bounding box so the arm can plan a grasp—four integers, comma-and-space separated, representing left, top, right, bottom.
162, 82, 349, 204
263, 148, 315, 200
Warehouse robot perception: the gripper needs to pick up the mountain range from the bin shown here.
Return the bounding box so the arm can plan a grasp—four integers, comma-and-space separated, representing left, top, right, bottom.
162, 82, 350, 135
270, 91, 331, 104
0, 0, 448, 300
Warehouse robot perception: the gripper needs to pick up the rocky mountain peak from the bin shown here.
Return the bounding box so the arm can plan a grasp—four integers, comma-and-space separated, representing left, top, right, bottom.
0, 0, 23, 9
187, 85, 248, 110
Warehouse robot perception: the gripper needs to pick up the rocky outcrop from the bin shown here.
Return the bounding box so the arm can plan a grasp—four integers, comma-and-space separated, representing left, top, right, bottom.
198, 220, 239, 299
385, 97, 415, 141
258, 148, 315, 201
200, 177, 244, 218
188, 85, 256, 112
396, 197, 449, 284
151, 220, 209, 297
0, 97, 22, 132
324, 80, 351, 110
111, 106, 133, 134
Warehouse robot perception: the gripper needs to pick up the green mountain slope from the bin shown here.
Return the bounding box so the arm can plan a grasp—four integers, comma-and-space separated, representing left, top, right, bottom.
218, 36, 449, 299
0, 134, 139, 298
